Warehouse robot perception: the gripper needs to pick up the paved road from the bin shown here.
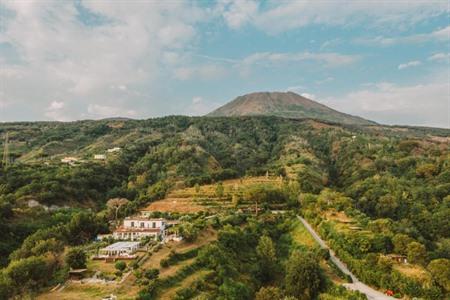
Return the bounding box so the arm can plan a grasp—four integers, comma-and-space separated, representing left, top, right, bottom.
297, 216, 394, 300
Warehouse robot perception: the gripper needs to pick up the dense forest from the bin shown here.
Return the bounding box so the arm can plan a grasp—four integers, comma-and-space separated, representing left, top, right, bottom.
0, 116, 449, 299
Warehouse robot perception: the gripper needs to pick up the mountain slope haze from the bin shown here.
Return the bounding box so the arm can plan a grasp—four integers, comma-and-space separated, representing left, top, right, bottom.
208, 91, 375, 125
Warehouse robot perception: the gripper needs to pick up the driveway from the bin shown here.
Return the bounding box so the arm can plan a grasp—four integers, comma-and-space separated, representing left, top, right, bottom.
297, 216, 394, 300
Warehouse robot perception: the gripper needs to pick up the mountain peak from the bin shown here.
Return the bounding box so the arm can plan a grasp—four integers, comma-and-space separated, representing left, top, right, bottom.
207, 91, 374, 125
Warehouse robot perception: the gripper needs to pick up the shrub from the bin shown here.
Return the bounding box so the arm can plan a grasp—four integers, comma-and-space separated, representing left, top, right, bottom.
144, 268, 159, 280
65, 247, 87, 269
115, 261, 126, 272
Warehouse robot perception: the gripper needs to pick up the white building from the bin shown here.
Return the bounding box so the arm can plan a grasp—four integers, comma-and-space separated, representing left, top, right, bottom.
113, 217, 166, 241
94, 154, 106, 160
61, 157, 79, 164
107, 147, 122, 153
98, 241, 140, 258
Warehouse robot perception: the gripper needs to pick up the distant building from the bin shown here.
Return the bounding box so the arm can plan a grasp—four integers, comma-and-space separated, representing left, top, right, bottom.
113, 217, 166, 241
98, 241, 140, 259
107, 147, 122, 153
61, 157, 79, 164
94, 154, 106, 160
68, 269, 88, 280
386, 254, 408, 264
96, 233, 113, 241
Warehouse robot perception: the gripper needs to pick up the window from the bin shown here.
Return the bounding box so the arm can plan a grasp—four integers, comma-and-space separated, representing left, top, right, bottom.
152, 222, 156, 228
140, 222, 144, 228
131, 222, 134, 227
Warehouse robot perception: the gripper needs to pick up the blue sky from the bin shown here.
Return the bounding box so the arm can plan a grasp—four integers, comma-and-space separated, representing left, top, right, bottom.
0, 1, 449, 128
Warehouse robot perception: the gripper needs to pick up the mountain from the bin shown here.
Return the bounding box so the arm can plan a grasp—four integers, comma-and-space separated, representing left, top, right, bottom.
208, 91, 375, 125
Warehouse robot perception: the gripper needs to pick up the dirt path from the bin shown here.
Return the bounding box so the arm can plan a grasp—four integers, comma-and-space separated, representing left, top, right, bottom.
297, 216, 394, 300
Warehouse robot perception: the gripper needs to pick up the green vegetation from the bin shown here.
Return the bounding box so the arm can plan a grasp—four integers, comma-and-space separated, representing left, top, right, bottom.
0, 115, 448, 299
66, 247, 87, 269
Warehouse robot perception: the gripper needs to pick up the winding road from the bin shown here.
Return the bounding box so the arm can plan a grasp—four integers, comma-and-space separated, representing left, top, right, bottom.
297, 216, 394, 300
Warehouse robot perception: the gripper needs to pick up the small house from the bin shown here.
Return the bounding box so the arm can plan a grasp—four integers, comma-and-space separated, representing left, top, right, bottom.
94, 154, 106, 160
386, 254, 408, 264
107, 147, 121, 153
68, 269, 88, 280
61, 157, 79, 164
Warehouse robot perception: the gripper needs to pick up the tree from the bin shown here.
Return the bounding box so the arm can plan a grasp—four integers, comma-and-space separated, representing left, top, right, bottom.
256, 235, 277, 283
194, 183, 200, 194
392, 234, 413, 255
427, 259, 450, 291
65, 212, 101, 245
407, 242, 427, 265
144, 268, 159, 280
255, 286, 283, 300
179, 223, 199, 242
107, 198, 130, 222
5, 256, 53, 294
218, 278, 250, 300
232, 193, 241, 207
115, 261, 126, 272
65, 247, 87, 269
216, 182, 224, 198
285, 251, 323, 300
31, 238, 64, 258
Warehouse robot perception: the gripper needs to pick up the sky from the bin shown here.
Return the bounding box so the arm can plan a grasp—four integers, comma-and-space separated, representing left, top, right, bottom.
0, 0, 449, 128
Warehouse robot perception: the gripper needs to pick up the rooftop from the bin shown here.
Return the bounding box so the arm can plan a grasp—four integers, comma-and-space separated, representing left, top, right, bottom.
114, 227, 162, 233
124, 216, 166, 221
101, 241, 140, 251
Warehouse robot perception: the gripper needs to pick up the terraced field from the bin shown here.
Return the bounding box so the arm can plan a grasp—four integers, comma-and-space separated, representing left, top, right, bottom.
143, 176, 284, 213
38, 228, 217, 300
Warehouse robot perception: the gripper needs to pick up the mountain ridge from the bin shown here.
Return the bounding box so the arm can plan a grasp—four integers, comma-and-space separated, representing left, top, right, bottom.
207, 91, 375, 126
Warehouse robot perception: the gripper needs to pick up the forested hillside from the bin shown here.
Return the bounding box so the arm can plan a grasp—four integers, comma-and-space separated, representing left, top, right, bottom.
0, 116, 449, 299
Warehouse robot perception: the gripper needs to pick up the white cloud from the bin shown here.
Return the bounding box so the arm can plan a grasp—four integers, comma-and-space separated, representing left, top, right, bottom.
0, 1, 204, 120
173, 64, 227, 80
323, 76, 450, 128
87, 104, 137, 119
45, 101, 68, 121
286, 85, 306, 93
218, 0, 258, 29
184, 96, 220, 116
428, 53, 450, 62
217, 1, 449, 34
300, 93, 316, 100
398, 60, 421, 70
357, 25, 450, 46
241, 51, 359, 68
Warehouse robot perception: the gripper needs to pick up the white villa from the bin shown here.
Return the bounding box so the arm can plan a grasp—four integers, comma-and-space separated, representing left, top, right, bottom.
107, 147, 122, 153
113, 217, 166, 241
94, 154, 106, 160
98, 241, 140, 258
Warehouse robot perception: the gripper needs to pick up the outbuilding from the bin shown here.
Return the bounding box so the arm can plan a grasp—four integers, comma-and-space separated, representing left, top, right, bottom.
98, 241, 140, 258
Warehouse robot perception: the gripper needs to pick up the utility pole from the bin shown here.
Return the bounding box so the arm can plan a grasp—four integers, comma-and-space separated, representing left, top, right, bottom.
2, 132, 10, 168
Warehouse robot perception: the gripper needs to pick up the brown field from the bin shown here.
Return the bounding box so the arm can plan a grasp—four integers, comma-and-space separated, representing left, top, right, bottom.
394, 264, 432, 284
143, 176, 283, 213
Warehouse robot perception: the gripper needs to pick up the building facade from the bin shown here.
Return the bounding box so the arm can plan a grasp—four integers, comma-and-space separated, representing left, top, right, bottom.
113, 217, 166, 241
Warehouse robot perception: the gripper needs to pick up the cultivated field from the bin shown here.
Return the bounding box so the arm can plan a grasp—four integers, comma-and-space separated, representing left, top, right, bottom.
38, 228, 217, 300
143, 176, 284, 213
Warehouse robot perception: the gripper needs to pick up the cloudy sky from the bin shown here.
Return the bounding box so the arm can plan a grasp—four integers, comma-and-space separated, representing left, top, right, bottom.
0, 1, 449, 128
